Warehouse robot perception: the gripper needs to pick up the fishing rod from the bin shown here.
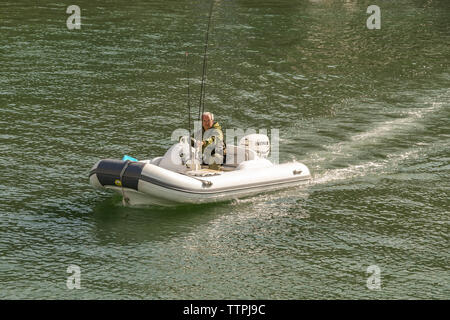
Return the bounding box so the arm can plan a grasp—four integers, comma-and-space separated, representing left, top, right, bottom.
198, 0, 215, 121
185, 51, 193, 166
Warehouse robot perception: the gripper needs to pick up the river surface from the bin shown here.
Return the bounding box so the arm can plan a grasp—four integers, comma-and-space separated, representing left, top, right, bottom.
1, 0, 449, 299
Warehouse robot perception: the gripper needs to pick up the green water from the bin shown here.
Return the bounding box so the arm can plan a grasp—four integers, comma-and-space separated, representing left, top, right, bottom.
1, 0, 449, 299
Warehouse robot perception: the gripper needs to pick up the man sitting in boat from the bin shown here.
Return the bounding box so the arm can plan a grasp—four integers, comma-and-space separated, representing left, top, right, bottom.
196, 112, 226, 169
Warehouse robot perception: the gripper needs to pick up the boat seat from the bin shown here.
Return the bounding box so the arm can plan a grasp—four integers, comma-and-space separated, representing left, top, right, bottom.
191, 146, 256, 171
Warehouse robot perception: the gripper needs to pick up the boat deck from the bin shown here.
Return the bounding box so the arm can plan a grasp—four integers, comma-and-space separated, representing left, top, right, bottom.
185, 164, 237, 177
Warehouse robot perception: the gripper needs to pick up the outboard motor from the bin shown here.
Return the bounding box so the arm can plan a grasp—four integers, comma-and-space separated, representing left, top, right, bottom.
239, 134, 270, 159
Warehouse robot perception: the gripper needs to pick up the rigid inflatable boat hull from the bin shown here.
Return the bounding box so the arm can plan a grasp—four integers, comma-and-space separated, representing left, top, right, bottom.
89, 159, 311, 206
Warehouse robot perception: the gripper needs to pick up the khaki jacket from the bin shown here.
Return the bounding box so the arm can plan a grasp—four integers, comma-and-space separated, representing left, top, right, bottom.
202, 122, 224, 153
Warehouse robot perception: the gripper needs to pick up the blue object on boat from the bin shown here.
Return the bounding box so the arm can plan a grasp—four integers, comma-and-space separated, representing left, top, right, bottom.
122, 155, 138, 162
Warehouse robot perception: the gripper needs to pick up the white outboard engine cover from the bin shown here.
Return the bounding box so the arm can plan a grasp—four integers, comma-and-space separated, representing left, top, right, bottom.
239, 134, 270, 159
159, 142, 192, 173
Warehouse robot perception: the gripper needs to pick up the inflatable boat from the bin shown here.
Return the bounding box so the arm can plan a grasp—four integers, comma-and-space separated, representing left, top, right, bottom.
89, 134, 311, 206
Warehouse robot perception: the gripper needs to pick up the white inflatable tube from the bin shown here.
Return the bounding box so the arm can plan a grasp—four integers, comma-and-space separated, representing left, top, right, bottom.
89, 159, 311, 206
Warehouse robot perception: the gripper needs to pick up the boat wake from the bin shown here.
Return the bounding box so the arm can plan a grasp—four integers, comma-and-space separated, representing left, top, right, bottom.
299, 96, 448, 187
310, 148, 422, 186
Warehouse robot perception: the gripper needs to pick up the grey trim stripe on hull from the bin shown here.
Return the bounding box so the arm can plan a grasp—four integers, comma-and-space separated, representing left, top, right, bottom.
138, 173, 310, 195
